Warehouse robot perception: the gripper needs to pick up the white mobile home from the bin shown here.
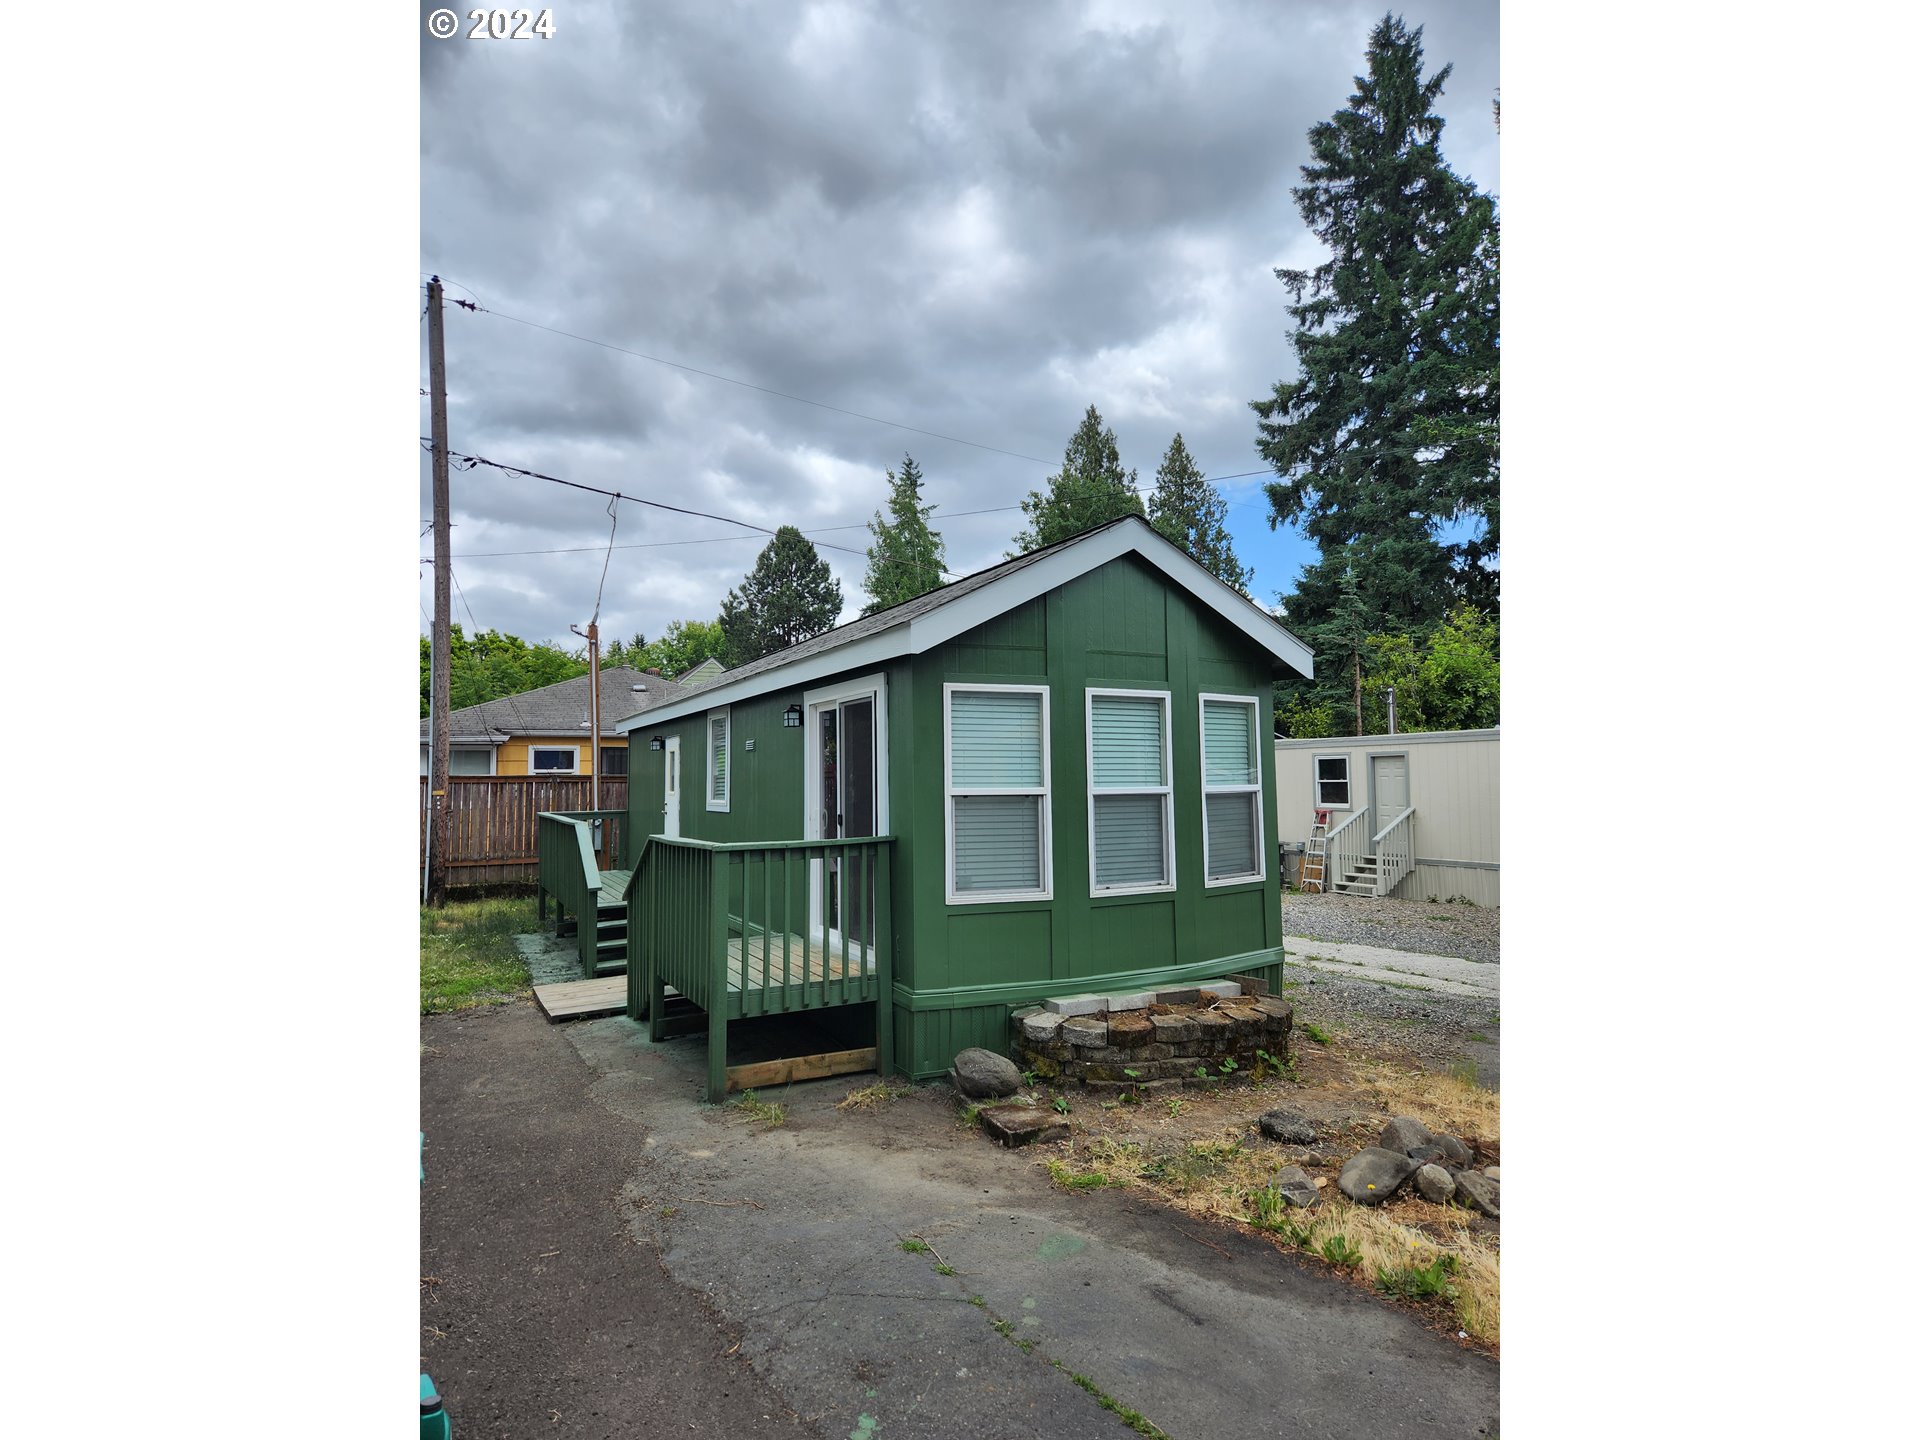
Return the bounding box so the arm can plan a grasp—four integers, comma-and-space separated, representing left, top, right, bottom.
1273, 728, 1499, 906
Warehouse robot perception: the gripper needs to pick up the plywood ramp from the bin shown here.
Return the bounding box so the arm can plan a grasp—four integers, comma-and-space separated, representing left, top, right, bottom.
533, 976, 628, 1021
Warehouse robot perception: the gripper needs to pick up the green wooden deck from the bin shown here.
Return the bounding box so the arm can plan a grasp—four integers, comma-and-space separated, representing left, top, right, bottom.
598, 868, 635, 904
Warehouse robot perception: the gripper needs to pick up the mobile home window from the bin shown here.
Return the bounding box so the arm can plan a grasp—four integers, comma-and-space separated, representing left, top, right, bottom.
1313, 755, 1350, 808
945, 685, 1050, 901
1086, 690, 1173, 893
1200, 696, 1264, 884
530, 746, 578, 775
707, 709, 731, 810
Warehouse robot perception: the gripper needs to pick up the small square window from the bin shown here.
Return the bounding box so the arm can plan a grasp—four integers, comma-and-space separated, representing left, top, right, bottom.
1314, 755, 1350, 808
599, 747, 628, 777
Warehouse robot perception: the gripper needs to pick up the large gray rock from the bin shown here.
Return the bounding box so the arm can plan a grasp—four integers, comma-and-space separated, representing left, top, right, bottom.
1453, 1170, 1500, 1218
1272, 1164, 1320, 1209
1406, 1144, 1446, 1167
1337, 1148, 1419, 1204
1413, 1164, 1456, 1204
950, 1047, 1022, 1099
1258, 1108, 1318, 1145
1434, 1133, 1474, 1166
1377, 1116, 1434, 1156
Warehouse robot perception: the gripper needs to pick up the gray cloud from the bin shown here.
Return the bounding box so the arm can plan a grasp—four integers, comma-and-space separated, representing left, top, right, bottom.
422, 0, 1498, 649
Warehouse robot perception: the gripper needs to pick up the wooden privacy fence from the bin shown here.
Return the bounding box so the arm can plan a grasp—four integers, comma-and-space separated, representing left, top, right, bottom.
421, 775, 629, 886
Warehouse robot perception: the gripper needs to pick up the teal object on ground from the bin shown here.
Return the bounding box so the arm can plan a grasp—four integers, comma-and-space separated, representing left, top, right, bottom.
420, 1372, 451, 1439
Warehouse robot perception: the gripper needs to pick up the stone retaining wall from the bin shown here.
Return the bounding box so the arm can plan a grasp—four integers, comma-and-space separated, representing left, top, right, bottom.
1011, 997, 1294, 1092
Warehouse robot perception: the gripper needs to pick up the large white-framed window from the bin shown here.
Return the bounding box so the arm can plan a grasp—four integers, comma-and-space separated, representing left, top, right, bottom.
706, 707, 731, 811
1199, 694, 1265, 886
1313, 754, 1351, 809
529, 745, 579, 775
945, 683, 1051, 904
1085, 688, 1174, 895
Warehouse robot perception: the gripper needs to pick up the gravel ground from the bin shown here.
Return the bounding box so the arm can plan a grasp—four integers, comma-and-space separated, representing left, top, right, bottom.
1281, 892, 1501, 1085
1283, 891, 1501, 964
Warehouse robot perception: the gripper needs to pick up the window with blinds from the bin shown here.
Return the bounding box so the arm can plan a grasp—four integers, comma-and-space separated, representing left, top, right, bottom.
1200, 695, 1263, 883
1087, 690, 1172, 892
707, 709, 731, 810
946, 685, 1049, 900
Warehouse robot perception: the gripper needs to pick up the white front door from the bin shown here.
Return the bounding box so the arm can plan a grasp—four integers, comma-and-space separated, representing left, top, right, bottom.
1369, 752, 1408, 845
663, 736, 682, 839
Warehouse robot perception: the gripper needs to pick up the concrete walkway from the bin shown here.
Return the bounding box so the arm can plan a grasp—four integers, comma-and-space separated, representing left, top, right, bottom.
1285, 937, 1500, 1003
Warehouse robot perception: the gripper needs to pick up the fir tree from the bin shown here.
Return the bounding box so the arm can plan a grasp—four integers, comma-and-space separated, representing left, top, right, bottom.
1010, 405, 1144, 554
718, 527, 844, 667
861, 454, 948, 615
1146, 433, 1252, 594
1251, 13, 1500, 640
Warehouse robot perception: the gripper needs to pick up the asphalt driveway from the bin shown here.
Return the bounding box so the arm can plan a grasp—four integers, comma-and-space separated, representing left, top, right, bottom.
422, 1002, 1499, 1439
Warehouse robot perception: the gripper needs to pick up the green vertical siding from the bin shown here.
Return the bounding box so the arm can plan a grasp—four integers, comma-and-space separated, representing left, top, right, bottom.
891, 553, 1290, 1079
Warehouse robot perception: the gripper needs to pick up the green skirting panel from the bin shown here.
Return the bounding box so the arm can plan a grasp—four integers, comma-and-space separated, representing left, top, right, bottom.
891, 947, 1286, 1081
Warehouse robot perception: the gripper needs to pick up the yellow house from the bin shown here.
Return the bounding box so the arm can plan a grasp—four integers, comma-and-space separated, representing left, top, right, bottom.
419, 666, 689, 777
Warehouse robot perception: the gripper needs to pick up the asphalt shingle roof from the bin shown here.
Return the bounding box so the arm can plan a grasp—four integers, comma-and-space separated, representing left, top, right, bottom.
420, 665, 688, 741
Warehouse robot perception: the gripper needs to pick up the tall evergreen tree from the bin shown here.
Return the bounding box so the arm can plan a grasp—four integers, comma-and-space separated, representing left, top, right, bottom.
1251, 13, 1500, 643
718, 526, 844, 667
862, 454, 948, 615
1146, 433, 1253, 594
1010, 405, 1144, 554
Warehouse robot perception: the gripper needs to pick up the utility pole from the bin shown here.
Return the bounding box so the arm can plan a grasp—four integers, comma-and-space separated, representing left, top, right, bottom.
573, 621, 602, 811
427, 278, 453, 907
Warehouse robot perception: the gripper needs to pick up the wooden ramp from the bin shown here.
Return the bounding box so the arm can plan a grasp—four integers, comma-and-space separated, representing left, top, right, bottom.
533, 975, 628, 1021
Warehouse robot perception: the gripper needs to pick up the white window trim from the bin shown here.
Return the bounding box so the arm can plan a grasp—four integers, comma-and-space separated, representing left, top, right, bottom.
422, 745, 498, 777
944, 682, 1052, 905
706, 707, 732, 812
1312, 753, 1352, 810
1198, 693, 1266, 888
800, 672, 892, 841
528, 744, 580, 776
1085, 687, 1175, 897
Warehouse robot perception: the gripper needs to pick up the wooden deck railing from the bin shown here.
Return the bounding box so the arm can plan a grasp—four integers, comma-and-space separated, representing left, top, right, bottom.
633, 835, 896, 1101
536, 810, 627, 974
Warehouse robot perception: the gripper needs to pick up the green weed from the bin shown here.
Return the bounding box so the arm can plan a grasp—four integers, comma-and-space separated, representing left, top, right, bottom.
728, 1090, 788, 1129
899, 1239, 931, 1254
1300, 1022, 1333, 1046
1320, 1234, 1363, 1268
1375, 1252, 1460, 1301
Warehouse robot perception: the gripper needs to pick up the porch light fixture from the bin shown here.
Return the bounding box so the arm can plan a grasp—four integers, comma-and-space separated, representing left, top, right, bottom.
783, 704, 803, 728
648, 736, 665, 752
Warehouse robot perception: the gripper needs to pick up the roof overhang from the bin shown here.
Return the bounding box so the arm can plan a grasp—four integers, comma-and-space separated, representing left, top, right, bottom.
616, 518, 1313, 733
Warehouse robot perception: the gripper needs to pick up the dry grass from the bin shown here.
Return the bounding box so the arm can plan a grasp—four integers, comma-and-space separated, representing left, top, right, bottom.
836, 1081, 913, 1110
726, 1089, 788, 1129
1357, 1065, 1500, 1149
1032, 1047, 1501, 1345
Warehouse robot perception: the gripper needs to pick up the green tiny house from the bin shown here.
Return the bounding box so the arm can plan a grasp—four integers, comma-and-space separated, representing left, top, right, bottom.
610, 515, 1314, 1097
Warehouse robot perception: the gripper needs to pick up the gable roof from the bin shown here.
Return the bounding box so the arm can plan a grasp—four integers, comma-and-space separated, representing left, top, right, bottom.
420, 665, 687, 742
616, 515, 1312, 733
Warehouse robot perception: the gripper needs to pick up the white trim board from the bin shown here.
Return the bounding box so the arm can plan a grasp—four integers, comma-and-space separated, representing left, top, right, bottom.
615, 517, 1313, 733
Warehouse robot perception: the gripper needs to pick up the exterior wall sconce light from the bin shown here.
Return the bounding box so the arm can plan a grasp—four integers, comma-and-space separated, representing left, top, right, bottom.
648, 736, 665, 751
783, 704, 803, 728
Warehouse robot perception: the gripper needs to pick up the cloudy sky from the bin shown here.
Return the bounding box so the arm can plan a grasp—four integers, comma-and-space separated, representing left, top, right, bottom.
420, 0, 1499, 654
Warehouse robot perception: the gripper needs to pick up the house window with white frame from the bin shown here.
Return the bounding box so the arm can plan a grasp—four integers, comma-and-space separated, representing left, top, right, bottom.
946, 685, 1050, 901
1087, 689, 1173, 893
529, 746, 578, 775
1200, 696, 1264, 884
1313, 754, 1350, 808
707, 709, 731, 810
